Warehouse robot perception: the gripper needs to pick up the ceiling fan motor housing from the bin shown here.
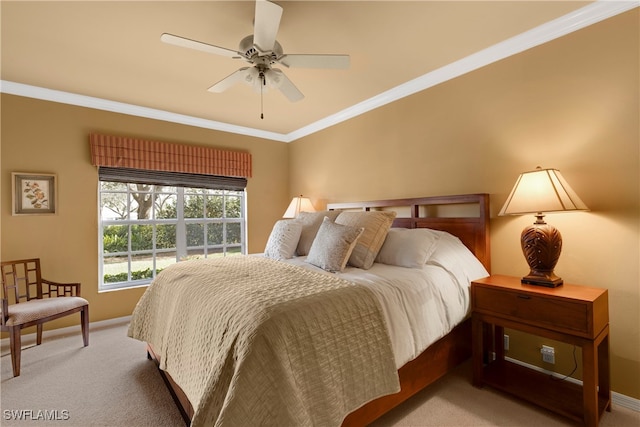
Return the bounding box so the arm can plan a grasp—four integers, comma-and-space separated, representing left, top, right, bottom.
239, 35, 282, 63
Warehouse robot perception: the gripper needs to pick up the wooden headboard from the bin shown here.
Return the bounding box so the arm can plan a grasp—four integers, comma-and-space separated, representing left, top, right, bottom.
327, 193, 491, 273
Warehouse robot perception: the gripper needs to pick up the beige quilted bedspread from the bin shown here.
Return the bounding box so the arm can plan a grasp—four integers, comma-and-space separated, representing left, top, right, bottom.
127, 256, 399, 427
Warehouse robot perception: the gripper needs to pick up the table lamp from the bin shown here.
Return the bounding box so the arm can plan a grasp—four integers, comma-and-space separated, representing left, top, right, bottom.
499, 167, 588, 287
283, 195, 315, 218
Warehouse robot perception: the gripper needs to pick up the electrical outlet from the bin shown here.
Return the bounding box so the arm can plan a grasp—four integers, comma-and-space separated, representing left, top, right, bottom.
541, 345, 555, 364
504, 334, 509, 351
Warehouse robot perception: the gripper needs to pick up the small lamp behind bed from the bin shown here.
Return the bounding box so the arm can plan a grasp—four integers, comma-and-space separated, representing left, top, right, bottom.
283, 195, 316, 218
499, 167, 588, 287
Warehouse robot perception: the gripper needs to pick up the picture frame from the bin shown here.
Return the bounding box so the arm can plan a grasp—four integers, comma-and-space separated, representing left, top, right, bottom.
12, 172, 57, 215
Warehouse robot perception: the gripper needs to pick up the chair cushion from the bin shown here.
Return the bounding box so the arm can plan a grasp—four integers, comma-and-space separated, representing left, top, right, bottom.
4, 297, 88, 326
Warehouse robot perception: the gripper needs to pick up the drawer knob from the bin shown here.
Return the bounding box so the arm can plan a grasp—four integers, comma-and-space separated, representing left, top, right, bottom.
517, 295, 531, 300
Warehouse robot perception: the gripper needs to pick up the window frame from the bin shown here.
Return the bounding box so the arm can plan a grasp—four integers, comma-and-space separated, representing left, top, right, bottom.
98, 181, 246, 292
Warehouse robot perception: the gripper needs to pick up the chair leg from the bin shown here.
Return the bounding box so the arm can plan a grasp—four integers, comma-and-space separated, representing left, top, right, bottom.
36, 323, 43, 345
8, 327, 21, 377
81, 305, 89, 347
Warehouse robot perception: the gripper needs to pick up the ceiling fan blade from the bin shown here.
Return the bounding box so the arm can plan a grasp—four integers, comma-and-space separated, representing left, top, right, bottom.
269, 69, 304, 102
278, 54, 350, 69
161, 33, 240, 58
253, 0, 283, 53
208, 67, 253, 93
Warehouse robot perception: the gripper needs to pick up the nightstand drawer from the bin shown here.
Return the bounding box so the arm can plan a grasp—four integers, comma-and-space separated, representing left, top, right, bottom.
474, 286, 589, 335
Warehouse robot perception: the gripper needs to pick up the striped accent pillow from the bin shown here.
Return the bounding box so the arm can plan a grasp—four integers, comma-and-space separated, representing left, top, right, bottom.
335, 211, 396, 269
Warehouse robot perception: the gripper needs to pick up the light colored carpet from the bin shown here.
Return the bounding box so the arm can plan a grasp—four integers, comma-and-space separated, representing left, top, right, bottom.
1, 318, 184, 427
1, 318, 638, 427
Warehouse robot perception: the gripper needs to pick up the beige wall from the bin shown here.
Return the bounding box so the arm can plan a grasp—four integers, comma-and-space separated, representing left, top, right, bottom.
290, 10, 639, 398
1, 95, 289, 328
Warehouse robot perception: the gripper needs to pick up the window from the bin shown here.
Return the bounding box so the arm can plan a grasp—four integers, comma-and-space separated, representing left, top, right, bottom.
98, 181, 246, 291
90, 133, 251, 291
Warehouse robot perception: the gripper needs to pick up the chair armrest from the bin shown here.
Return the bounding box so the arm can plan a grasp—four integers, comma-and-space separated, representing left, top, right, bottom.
42, 278, 82, 297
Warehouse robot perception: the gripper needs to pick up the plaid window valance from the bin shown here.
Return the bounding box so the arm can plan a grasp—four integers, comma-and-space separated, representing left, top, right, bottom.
89, 133, 252, 178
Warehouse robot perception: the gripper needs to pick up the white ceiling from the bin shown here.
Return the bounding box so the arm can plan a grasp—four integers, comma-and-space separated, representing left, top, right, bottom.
1, 1, 636, 142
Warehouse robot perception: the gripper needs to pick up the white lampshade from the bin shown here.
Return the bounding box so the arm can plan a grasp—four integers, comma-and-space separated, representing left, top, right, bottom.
499, 167, 588, 216
283, 195, 315, 218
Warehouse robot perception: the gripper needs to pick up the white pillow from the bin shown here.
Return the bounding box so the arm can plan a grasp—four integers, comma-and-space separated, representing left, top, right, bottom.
335, 210, 396, 269
306, 217, 364, 272
427, 231, 489, 284
264, 219, 303, 260
375, 228, 441, 268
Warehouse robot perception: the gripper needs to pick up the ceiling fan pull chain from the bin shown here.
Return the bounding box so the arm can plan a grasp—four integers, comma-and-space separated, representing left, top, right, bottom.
260, 73, 265, 119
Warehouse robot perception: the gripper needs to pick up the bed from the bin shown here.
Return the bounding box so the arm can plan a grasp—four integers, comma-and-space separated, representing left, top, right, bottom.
128, 193, 491, 426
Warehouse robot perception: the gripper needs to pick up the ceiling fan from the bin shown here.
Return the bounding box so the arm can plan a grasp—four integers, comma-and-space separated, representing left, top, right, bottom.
161, 0, 350, 117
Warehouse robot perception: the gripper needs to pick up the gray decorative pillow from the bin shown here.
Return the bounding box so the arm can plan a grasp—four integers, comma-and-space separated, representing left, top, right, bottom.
335, 210, 396, 269
306, 217, 363, 272
295, 210, 341, 256
375, 228, 442, 268
264, 219, 303, 260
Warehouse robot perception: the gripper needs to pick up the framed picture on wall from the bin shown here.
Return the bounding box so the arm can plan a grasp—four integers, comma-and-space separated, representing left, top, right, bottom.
12, 172, 57, 215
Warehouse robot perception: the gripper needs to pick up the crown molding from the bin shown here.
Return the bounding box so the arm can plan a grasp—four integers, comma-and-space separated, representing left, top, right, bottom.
287, 0, 639, 141
2, 1, 637, 143
0, 81, 290, 142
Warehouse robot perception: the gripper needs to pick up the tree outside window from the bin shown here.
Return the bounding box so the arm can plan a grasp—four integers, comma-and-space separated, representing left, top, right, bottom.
99, 182, 245, 290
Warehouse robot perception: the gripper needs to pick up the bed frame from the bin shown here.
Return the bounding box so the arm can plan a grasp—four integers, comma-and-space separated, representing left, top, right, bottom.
146, 193, 491, 426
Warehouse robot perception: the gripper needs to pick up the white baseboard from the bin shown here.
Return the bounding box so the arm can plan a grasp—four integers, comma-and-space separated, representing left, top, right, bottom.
506, 356, 640, 412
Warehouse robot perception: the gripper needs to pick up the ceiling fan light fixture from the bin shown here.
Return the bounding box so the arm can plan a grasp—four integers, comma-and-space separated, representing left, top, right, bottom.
267, 69, 284, 88
243, 67, 260, 85
242, 66, 271, 94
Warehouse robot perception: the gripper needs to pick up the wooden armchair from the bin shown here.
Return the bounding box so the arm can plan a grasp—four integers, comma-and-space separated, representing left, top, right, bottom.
1, 258, 89, 377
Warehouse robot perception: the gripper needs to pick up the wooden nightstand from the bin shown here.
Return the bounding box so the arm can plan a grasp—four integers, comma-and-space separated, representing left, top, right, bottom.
471, 275, 610, 427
